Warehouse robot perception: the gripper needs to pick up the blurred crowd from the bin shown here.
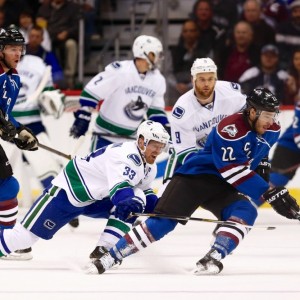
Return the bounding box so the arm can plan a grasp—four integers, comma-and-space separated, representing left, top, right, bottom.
167, 0, 300, 106
0, 0, 99, 90
1, 0, 300, 106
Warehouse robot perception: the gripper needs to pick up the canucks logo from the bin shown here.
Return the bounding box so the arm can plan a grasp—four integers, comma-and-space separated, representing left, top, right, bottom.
127, 154, 142, 166
172, 106, 185, 119
124, 96, 148, 121
221, 124, 238, 137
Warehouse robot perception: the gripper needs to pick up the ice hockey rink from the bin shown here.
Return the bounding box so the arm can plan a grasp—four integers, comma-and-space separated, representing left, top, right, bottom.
1, 208, 300, 300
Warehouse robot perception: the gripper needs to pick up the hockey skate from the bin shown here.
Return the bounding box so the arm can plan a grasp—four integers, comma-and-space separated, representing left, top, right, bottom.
193, 249, 223, 275
85, 247, 121, 274
0, 247, 33, 261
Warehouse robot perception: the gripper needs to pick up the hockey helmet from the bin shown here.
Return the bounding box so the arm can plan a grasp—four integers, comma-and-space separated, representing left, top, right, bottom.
191, 57, 217, 78
137, 120, 170, 148
246, 88, 279, 113
132, 35, 163, 68
0, 27, 26, 55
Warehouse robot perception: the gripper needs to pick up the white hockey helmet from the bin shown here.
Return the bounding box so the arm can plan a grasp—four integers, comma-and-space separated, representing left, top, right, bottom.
191, 58, 217, 79
132, 35, 163, 69
137, 120, 170, 149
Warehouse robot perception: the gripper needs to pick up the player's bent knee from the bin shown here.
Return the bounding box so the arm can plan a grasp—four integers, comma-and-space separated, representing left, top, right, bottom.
223, 200, 258, 226
0, 176, 19, 200
145, 217, 177, 240
2, 223, 39, 254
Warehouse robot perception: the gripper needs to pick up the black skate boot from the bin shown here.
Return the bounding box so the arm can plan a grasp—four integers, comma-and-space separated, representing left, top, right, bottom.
193, 249, 223, 275
85, 247, 121, 274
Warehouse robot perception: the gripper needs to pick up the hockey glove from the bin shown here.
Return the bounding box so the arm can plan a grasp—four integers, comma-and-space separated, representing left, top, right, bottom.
39, 89, 65, 119
263, 187, 300, 220
114, 196, 145, 222
69, 109, 91, 138
255, 157, 271, 182
13, 125, 39, 151
0, 110, 17, 141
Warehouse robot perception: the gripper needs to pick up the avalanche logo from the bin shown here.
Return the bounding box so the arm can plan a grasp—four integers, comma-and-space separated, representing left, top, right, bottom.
221, 124, 238, 137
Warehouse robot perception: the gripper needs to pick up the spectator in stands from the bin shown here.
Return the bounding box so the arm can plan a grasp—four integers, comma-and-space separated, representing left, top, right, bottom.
26, 25, 65, 88
0, 0, 29, 27
18, 9, 52, 52
37, 0, 81, 89
261, 0, 290, 28
285, 48, 300, 104
190, 0, 226, 58
241, 0, 276, 50
215, 20, 260, 82
211, 0, 239, 34
167, 19, 207, 106
276, 0, 300, 69
239, 44, 289, 104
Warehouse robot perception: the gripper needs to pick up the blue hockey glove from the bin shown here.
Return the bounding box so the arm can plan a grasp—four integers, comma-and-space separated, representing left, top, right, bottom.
70, 109, 91, 138
114, 196, 145, 222
263, 187, 300, 220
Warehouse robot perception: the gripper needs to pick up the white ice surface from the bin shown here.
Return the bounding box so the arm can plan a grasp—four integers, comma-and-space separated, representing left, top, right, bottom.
1, 208, 300, 300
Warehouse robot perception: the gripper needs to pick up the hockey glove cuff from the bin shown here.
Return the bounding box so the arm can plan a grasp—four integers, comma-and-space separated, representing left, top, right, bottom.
114, 196, 145, 223
0, 110, 17, 141
263, 187, 300, 220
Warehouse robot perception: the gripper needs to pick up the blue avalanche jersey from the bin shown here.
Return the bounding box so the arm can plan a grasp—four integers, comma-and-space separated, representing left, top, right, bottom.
176, 112, 281, 201
276, 105, 300, 152
0, 64, 21, 127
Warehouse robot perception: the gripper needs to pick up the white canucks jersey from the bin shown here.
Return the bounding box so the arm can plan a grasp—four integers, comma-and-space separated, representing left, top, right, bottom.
80, 60, 167, 142
52, 142, 157, 207
12, 55, 53, 124
171, 81, 246, 165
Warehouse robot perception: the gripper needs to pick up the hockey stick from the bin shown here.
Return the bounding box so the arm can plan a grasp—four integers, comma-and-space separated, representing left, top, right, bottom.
38, 135, 87, 160
38, 143, 72, 160
129, 212, 276, 230
92, 131, 135, 140
27, 65, 52, 103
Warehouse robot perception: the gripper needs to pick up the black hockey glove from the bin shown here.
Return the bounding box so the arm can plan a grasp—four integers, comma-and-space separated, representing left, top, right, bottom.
114, 196, 145, 223
255, 157, 271, 182
13, 125, 39, 151
0, 109, 17, 141
70, 109, 91, 138
263, 187, 300, 220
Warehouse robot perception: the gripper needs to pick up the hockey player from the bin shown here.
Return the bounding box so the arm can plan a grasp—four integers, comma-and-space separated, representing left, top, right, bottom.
1, 54, 66, 261
68, 34, 170, 255
13, 54, 65, 189
269, 102, 300, 187
0, 121, 170, 261
69, 34, 170, 148
161, 57, 247, 195
86, 88, 300, 275
0, 29, 38, 231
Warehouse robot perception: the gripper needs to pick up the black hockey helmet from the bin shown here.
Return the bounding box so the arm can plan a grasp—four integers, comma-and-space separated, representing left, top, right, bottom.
0, 27, 25, 54
246, 88, 280, 113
